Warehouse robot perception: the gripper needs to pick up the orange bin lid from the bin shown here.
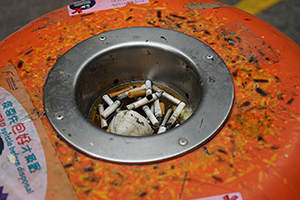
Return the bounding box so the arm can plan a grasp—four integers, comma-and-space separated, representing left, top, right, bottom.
1, 0, 300, 199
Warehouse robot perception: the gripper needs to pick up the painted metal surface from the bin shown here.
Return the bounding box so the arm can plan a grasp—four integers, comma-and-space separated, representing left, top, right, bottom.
0, 0, 300, 199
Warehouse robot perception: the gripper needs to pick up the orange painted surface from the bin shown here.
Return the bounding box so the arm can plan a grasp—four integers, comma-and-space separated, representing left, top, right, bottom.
1, 0, 300, 199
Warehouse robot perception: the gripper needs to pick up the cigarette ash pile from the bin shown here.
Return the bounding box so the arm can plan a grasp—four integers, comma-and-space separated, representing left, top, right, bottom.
94, 80, 187, 137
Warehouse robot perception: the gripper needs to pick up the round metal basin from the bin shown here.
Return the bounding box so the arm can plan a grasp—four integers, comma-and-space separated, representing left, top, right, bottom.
43, 27, 234, 163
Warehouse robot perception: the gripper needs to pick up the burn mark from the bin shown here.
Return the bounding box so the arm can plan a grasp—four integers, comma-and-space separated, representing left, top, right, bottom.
17, 60, 24, 68
84, 167, 94, 172
232, 71, 237, 77
240, 101, 251, 107
271, 146, 280, 150
125, 16, 133, 21
258, 136, 264, 142
212, 176, 223, 183
153, 166, 159, 169
25, 49, 33, 55
157, 10, 161, 19
253, 79, 269, 83
153, 185, 159, 190
64, 163, 73, 168
218, 149, 228, 154
174, 23, 182, 28
274, 76, 281, 83
287, 98, 294, 105
139, 192, 147, 197
170, 14, 186, 20
277, 94, 284, 100
255, 87, 268, 96
204, 30, 211, 35
136, 118, 145, 126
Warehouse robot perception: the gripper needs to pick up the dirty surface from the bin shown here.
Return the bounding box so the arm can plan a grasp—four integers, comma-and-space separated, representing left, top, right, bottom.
0, 0, 300, 199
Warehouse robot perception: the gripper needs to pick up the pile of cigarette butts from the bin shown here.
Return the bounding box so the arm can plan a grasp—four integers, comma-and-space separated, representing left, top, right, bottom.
97, 80, 186, 136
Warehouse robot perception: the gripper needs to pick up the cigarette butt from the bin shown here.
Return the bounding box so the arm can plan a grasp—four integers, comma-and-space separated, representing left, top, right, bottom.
108, 86, 133, 98
145, 80, 152, 100
101, 100, 121, 119
157, 126, 167, 134
159, 102, 165, 115
117, 84, 146, 99
166, 102, 186, 129
126, 92, 160, 110
142, 105, 159, 127
98, 104, 108, 128
153, 85, 181, 105
102, 94, 114, 106
127, 90, 146, 98
161, 108, 173, 127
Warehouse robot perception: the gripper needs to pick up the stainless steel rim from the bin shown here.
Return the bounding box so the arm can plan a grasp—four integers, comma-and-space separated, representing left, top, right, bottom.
43, 27, 234, 163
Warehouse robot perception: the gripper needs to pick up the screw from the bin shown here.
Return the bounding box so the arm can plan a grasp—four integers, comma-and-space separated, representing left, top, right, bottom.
206, 54, 214, 60
99, 36, 107, 41
178, 138, 188, 146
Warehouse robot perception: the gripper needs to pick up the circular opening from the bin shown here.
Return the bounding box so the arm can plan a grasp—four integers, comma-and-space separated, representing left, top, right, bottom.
43, 27, 234, 163
75, 44, 202, 136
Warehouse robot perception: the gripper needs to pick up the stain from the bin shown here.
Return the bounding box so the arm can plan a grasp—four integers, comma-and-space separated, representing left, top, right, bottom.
187, 3, 229, 10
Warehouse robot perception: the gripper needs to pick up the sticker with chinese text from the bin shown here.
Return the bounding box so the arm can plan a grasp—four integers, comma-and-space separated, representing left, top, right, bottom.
192, 192, 243, 200
0, 86, 47, 200
68, 0, 149, 16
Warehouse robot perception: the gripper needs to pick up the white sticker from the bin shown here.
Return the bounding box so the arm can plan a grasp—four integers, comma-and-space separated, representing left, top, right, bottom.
0, 86, 47, 200
68, 0, 149, 16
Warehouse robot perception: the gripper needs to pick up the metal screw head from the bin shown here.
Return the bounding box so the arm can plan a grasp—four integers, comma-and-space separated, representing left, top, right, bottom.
206, 54, 214, 60
99, 36, 107, 41
178, 138, 188, 146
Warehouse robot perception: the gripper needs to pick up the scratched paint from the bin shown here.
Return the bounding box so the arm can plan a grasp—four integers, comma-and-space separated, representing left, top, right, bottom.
0, 0, 300, 199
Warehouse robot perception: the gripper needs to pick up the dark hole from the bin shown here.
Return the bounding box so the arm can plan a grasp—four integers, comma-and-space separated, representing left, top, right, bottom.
185, 93, 189, 99
113, 79, 119, 84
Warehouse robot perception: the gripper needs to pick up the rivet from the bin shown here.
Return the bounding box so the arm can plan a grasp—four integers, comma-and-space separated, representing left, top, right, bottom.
178, 138, 188, 146
206, 54, 214, 60
99, 36, 107, 41
56, 113, 64, 120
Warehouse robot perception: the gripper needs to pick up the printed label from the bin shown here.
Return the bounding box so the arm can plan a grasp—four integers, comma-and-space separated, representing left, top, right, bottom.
192, 192, 243, 200
68, 0, 149, 16
0, 86, 47, 199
